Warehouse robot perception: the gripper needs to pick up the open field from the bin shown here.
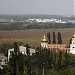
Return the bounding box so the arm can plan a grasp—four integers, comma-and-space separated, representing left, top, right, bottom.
0, 28, 74, 46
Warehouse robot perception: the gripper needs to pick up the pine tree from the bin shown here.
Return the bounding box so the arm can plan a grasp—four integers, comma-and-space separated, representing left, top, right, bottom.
47, 32, 51, 44
8, 52, 16, 75
53, 52, 57, 71
52, 32, 56, 44
57, 32, 62, 44
64, 50, 69, 68
8, 42, 24, 75
26, 44, 30, 56
69, 38, 72, 44
57, 51, 62, 70
26, 44, 31, 75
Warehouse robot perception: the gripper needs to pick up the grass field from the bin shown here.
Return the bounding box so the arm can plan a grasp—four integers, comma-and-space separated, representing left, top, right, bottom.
0, 28, 74, 46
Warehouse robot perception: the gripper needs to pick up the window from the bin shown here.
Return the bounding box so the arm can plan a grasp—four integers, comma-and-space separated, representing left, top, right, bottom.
72, 47, 75, 48
73, 42, 75, 44
10, 51, 13, 55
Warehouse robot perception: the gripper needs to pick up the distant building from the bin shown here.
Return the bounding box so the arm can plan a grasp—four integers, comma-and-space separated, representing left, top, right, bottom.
27, 18, 66, 23
68, 20, 75, 24
8, 46, 35, 61
70, 35, 75, 54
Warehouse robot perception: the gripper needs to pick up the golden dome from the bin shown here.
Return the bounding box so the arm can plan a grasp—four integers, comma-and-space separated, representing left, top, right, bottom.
41, 35, 48, 42
72, 34, 75, 38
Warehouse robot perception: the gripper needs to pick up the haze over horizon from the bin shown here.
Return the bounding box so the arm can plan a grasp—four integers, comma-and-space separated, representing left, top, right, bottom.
0, 0, 74, 16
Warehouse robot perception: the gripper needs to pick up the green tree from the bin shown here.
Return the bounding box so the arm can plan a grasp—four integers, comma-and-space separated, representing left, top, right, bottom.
69, 38, 72, 44
52, 32, 56, 44
64, 51, 69, 68
57, 51, 62, 70
26, 44, 30, 56
57, 32, 62, 44
8, 42, 24, 75
53, 51, 57, 71
26, 44, 31, 75
47, 32, 51, 44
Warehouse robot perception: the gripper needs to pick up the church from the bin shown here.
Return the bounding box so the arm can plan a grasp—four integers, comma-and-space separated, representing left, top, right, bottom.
41, 35, 70, 52
41, 34, 75, 54
8, 34, 75, 61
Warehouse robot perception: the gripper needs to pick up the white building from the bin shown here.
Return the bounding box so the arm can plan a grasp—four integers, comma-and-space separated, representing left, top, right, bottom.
41, 35, 48, 49
26, 18, 66, 23
8, 46, 35, 60
70, 35, 75, 54
0, 53, 7, 66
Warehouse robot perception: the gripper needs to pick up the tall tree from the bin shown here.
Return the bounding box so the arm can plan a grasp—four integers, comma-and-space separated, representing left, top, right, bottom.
47, 32, 51, 44
53, 52, 57, 71
26, 44, 31, 75
8, 42, 24, 75
64, 50, 69, 68
57, 51, 62, 70
14, 42, 19, 54
57, 32, 62, 44
52, 32, 56, 44
9, 42, 19, 75
26, 44, 30, 56
69, 38, 72, 44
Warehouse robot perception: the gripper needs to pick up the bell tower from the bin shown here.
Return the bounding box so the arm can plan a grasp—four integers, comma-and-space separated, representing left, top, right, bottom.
70, 34, 75, 54
41, 35, 48, 49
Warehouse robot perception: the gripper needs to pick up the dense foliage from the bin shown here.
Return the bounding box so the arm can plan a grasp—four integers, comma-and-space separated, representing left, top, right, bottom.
0, 42, 75, 75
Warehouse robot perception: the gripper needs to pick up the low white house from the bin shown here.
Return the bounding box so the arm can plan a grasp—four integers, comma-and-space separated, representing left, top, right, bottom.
0, 53, 7, 66
8, 46, 35, 60
70, 35, 75, 54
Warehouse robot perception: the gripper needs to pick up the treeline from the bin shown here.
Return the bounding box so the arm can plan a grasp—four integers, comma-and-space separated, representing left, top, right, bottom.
0, 22, 24, 30
0, 22, 74, 30
26, 23, 75, 29
47, 32, 62, 44
1, 42, 75, 75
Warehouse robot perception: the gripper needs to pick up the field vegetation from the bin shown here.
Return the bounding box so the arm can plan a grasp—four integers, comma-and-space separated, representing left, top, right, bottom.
0, 28, 74, 46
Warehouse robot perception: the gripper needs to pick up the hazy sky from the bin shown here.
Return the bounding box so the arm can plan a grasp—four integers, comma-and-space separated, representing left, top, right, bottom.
0, 0, 74, 15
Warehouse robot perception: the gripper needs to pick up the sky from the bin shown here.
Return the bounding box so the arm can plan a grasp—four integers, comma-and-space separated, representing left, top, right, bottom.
0, 0, 74, 15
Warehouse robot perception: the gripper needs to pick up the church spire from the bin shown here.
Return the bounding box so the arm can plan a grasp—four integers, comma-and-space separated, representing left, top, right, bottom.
41, 35, 48, 49
44, 35, 45, 38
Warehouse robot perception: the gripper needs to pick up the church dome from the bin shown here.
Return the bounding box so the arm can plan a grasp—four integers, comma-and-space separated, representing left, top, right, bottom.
41, 35, 48, 42
72, 34, 75, 38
